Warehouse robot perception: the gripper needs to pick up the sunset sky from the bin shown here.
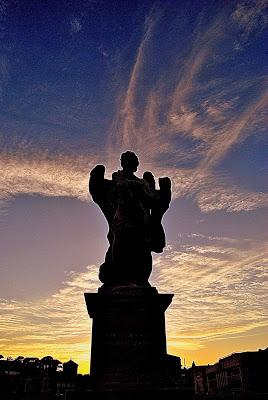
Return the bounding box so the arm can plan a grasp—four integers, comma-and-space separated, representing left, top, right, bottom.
0, 0, 268, 374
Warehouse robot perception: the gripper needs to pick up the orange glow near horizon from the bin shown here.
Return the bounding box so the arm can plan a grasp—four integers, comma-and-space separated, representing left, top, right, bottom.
3, 326, 268, 375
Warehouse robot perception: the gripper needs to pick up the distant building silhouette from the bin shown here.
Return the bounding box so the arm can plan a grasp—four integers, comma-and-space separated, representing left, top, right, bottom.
63, 360, 78, 378
1, 348, 268, 398
192, 347, 268, 396
0, 354, 79, 397
192, 365, 208, 394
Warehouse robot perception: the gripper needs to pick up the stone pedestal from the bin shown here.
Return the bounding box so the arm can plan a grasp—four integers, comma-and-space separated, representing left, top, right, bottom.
84, 287, 173, 390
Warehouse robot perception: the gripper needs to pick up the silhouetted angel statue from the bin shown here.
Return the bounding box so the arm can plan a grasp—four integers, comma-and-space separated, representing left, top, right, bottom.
89, 151, 171, 288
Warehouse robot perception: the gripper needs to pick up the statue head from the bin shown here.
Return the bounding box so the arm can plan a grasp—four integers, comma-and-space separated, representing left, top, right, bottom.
120, 151, 139, 173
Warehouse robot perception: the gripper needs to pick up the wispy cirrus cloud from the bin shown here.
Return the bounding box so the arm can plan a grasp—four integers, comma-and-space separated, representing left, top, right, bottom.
0, 3, 267, 215
107, 4, 268, 213
160, 167, 268, 212
108, 8, 219, 161
195, 184, 268, 212
198, 88, 268, 174
108, 10, 160, 154
1, 141, 267, 214
151, 234, 268, 351
0, 144, 98, 204
232, 0, 268, 49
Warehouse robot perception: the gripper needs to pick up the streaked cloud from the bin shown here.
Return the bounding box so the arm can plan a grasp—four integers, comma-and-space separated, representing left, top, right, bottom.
107, 5, 268, 212
195, 181, 268, 212
232, 0, 268, 48
108, 10, 159, 154
0, 4, 267, 214
0, 233, 267, 371
152, 235, 268, 349
198, 88, 268, 174
0, 145, 95, 204
0, 265, 99, 372
1, 142, 267, 214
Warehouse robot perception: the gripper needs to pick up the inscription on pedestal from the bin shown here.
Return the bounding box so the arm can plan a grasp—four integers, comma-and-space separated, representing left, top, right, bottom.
85, 288, 173, 388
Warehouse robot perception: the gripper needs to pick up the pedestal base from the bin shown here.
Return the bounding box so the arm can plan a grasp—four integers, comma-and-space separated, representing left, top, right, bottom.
84, 287, 174, 390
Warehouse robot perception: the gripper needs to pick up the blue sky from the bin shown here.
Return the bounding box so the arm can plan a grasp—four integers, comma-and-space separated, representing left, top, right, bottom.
0, 0, 267, 373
